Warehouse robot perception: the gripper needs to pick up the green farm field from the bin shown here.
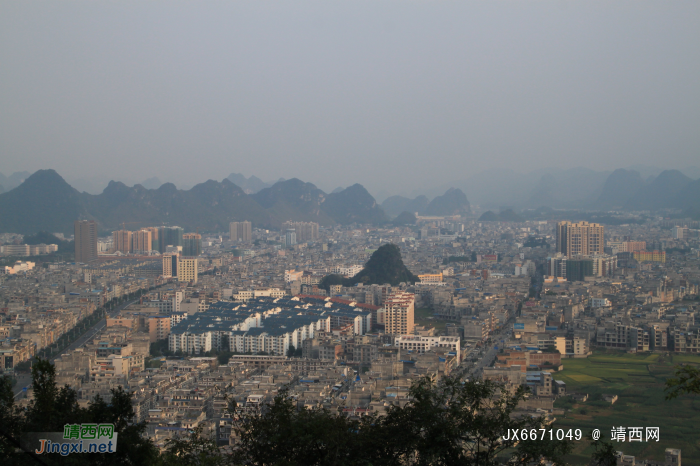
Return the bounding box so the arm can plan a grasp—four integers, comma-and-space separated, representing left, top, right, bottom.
551, 351, 700, 464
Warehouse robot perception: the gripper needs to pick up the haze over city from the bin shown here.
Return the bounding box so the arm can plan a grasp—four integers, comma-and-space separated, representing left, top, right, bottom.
2, 1, 699, 196
1, 2, 700, 466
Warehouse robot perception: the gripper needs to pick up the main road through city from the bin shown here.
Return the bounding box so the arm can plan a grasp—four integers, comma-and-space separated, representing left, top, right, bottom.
13, 296, 142, 397
12, 293, 515, 397
460, 325, 513, 380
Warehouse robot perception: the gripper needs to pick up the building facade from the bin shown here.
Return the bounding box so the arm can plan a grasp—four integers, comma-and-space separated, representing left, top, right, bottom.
183, 233, 202, 256
75, 220, 98, 263
633, 251, 666, 263
132, 229, 152, 253
285, 229, 297, 246
394, 335, 460, 360
162, 253, 179, 278
556, 221, 604, 256
148, 316, 171, 342
230, 221, 252, 242
383, 291, 415, 335
158, 226, 184, 253
113, 230, 133, 253
282, 222, 319, 242
179, 257, 198, 283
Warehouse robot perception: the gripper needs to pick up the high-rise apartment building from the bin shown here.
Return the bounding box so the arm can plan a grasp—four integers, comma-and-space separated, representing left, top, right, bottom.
285, 229, 297, 246
132, 229, 152, 253
556, 221, 604, 256
384, 291, 415, 335
547, 254, 567, 278
74, 220, 98, 263
672, 226, 688, 240
179, 257, 198, 283
183, 233, 202, 256
158, 226, 184, 253
162, 253, 179, 278
282, 221, 319, 242
565, 259, 594, 282
229, 221, 252, 242
145, 227, 160, 252
113, 230, 133, 253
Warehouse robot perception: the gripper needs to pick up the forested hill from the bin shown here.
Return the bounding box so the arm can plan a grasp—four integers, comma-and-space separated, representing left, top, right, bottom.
320, 243, 418, 290
0, 170, 390, 234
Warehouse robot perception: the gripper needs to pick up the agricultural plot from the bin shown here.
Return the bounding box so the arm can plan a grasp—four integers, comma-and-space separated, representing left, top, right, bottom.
551, 351, 700, 464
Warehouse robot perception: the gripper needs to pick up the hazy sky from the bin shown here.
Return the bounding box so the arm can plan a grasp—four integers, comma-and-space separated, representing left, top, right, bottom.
1, 0, 699, 194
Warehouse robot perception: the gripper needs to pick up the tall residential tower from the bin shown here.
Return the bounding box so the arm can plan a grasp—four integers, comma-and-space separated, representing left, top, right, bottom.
230, 221, 252, 242
384, 291, 415, 336
556, 221, 604, 256
74, 220, 97, 263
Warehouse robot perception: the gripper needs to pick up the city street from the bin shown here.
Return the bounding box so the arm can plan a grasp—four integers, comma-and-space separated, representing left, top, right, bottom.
12, 296, 142, 397
459, 325, 513, 379
52, 297, 140, 361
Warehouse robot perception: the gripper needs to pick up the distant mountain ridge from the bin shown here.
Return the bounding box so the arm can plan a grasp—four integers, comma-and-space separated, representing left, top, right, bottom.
251, 178, 334, 224
3, 166, 699, 235
392, 211, 417, 225
425, 188, 471, 216
0, 171, 31, 192
478, 209, 524, 222
0, 170, 90, 234
595, 169, 646, 209
0, 170, 390, 234
381, 195, 429, 217
323, 184, 389, 225
381, 188, 471, 217
623, 170, 694, 211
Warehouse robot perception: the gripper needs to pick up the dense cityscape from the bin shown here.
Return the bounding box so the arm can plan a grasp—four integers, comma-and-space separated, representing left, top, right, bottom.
1, 187, 699, 464
2, 0, 699, 464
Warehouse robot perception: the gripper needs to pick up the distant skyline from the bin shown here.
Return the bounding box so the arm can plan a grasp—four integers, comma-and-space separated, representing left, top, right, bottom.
3, 163, 699, 207
2, 1, 699, 196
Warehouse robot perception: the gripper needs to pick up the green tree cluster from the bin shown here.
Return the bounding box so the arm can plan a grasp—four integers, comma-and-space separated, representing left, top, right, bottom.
1, 359, 637, 465
320, 244, 418, 291
286, 345, 303, 358
665, 365, 700, 399
0, 359, 159, 466
231, 375, 572, 466
23, 231, 73, 253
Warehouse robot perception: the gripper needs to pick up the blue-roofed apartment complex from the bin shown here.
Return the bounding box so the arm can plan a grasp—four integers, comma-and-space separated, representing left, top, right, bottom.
169, 296, 372, 355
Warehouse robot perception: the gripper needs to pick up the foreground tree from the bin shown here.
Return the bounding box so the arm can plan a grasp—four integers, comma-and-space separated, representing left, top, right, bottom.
231, 391, 374, 466
232, 375, 571, 466
0, 376, 26, 464
159, 426, 227, 466
83, 387, 159, 466
379, 376, 571, 466
665, 365, 700, 399
588, 437, 618, 466
0, 358, 158, 465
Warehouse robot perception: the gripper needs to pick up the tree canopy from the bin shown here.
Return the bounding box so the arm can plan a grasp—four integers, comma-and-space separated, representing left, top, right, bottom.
320, 243, 418, 290
0, 358, 158, 466
0, 360, 634, 465
231, 375, 572, 466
